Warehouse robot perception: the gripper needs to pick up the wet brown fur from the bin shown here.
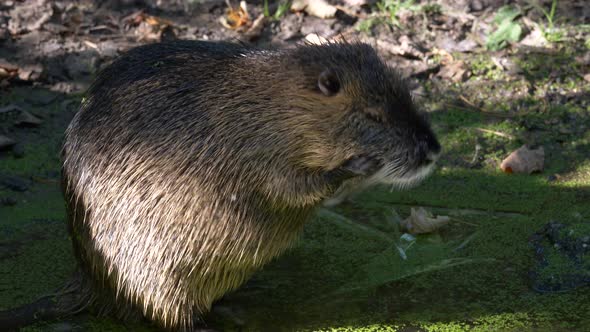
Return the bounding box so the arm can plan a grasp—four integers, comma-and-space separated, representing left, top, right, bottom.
61, 40, 440, 330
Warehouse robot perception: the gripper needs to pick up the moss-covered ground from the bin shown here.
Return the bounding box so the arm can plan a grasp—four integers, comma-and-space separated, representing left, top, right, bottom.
2, 91, 589, 332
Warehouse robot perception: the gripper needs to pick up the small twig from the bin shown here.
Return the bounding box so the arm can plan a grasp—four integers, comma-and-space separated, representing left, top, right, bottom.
83, 40, 98, 50
457, 95, 534, 118
318, 209, 394, 243
469, 142, 482, 166
450, 217, 479, 227
474, 127, 515, 140
453, 231, 479, 252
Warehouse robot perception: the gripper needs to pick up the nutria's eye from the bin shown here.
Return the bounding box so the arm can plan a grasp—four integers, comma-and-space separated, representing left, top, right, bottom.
318, 69, 340, 96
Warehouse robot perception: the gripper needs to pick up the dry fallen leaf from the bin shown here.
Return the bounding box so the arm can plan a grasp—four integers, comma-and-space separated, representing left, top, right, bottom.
500, 145, 544, 174
8, 0, 53, 35
292, 0, 337, 19
144, 16, 174, 27
244, 14, 266, 40
17, 63, 43, 81
377, 36, 425, 60
0, 58, 19, 72
400, 207, 451, 234
519, 17, 549, 48
123, 9, 175, 42
304, 33, 328, 45
122, 10, 173, 27
343, 0, 368, 6
220, 1, 251, 31
491, 56, 522, 75
438, 60, 470, 82
437, 36, 478, 53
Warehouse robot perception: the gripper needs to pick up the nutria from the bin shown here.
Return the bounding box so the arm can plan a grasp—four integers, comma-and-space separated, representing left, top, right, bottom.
3, 40, 441, 331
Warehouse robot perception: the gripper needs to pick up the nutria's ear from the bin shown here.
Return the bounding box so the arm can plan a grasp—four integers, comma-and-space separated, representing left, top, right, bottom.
318, 69, 340, 96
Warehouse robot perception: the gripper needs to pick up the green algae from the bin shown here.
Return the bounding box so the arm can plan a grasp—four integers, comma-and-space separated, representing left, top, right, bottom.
0, 185, 74, 311
2, 105, 590, 331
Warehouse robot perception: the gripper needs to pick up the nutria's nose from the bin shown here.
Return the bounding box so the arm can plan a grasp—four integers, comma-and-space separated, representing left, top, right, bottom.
425, 150, 441, 164
419, 133, 441, 165
426, 137, 441, 162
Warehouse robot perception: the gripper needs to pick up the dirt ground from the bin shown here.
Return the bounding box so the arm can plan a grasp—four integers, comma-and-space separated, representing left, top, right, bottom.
0, 0, 589, 331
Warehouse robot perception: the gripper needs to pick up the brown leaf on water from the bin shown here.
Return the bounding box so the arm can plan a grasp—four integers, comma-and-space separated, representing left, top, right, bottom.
400, 207, 451, 234
500, 145, 544, 174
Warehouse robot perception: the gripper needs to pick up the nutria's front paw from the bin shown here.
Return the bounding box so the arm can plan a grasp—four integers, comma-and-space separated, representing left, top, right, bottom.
340, 155, 381, 176
205, 302, 245, 330
324, 155, 381, 184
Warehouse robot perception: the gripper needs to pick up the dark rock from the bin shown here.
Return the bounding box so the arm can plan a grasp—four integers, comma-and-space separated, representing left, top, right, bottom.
44, 170, 60, 179
0, 175, 30, 192
26, 89, 59, 106
99, 40, 119, 58
0, 136, 16, 150
300, 17, 338, 39
0, 28, 9, 42
274, 14, 303, 41
469, 0, 484, 12
335, 9, 357, 26
0, 196, 17, 206
64, 52, 99, 80
15, 110, 43, 127
530, 221, 590, 293
11, 143, 25, 158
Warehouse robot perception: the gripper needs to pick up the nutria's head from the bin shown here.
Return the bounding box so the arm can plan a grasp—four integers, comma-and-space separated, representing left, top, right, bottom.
271, 42, 441, 190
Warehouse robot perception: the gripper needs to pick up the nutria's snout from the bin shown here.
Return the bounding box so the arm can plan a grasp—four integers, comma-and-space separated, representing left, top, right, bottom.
364, 112, 442, 189
405, 124, 442, 183
418, 130, 442, 166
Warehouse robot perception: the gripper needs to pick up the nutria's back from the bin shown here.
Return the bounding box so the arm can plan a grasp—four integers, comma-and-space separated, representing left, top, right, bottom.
62, 40, 440, 330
